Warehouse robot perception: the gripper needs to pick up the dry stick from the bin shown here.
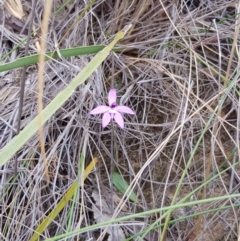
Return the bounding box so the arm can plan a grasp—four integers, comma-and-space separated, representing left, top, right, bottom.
37, 0, 53, 187
14, 0, 37, 174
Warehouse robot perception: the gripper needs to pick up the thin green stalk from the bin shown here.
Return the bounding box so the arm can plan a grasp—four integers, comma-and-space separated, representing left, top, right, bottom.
110, 122, 115, 239
139, 148, 238, 239
52, 0, 74, 16
42, 192, 240, 241
127, 201, 240, 241
110, 122, 115, 214
159, 67, 240, 241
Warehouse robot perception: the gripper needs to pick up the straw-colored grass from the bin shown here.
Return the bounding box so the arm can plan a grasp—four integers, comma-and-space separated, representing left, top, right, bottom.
1, 0, 240, 240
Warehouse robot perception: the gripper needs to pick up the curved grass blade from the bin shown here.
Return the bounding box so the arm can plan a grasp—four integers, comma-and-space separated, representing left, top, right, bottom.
0, 25, 131, 165
126, 202, 240, 241
0, 46, 123, 72
159, 67, 240, 241
42, 192, 240, 241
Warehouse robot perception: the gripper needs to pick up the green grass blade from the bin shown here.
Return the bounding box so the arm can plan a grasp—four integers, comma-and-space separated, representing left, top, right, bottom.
0, 46, 123, 72
139, 150, 239, 239
41, 192, 240, 241
159, 67, 240, 241
126, 201, 240, 241
0, 26, 130, 165
66, 153, 84, 238
112, 172, 138, 203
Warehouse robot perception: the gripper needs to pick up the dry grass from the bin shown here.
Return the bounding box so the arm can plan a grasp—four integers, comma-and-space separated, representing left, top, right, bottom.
1, 0, 240, 240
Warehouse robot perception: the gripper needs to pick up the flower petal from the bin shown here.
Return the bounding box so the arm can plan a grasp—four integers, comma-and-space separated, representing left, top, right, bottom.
108, 88, 117, 106
115, 105, 135, 115
114, 112, 124, 129
102, 112, 111, 128
90, 106, 110, 115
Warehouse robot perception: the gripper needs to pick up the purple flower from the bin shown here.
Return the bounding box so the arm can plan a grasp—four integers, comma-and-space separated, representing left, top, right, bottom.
90, 88, 135, 129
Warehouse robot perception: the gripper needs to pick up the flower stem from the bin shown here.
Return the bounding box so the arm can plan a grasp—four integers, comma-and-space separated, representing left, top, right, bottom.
110, 121, 117, 240
110, 121, 115, 214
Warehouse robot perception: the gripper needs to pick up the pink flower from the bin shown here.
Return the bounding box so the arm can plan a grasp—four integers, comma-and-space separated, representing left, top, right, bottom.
90, 88, 135, 129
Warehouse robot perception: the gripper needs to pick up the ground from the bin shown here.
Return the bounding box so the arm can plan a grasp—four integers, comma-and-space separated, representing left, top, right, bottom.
0, 0, 240, 240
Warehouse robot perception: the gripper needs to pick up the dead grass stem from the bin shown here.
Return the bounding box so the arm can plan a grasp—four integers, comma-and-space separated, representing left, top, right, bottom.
1, 0, 240, 240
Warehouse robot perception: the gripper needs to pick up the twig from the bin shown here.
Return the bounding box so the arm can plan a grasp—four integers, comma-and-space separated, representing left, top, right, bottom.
37, 0, 53, 187
14, 0, 37, 174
